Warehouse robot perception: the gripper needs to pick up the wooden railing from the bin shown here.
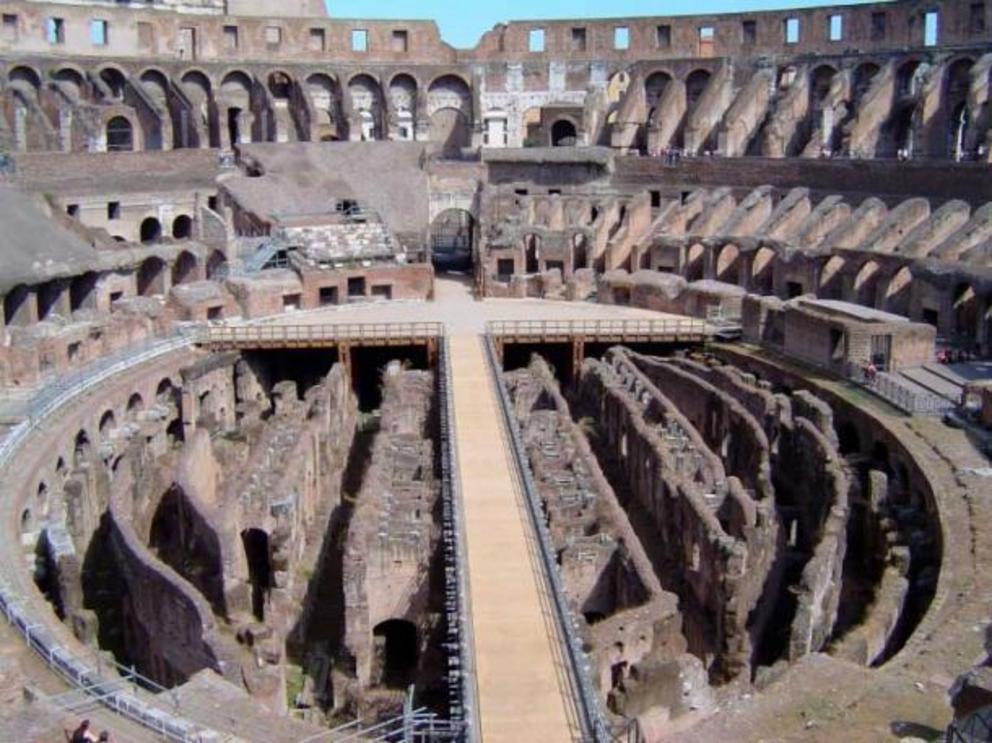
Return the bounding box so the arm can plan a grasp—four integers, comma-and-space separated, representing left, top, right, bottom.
194, 322, 444, 346
487, 317, 708, 338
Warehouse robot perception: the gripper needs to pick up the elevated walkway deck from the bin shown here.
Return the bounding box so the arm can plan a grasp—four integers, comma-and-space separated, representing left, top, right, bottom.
448, 334, 576, 743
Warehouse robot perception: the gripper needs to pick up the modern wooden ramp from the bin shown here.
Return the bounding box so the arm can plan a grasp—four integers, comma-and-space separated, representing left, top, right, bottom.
448, 334, 575, 743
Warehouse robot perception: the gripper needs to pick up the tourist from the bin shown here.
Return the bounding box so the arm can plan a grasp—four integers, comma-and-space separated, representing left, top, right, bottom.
866, 362, 878, 383
68, 720, 97, 743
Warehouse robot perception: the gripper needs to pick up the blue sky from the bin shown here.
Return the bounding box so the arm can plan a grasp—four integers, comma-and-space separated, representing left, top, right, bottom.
324, 0, 883, 48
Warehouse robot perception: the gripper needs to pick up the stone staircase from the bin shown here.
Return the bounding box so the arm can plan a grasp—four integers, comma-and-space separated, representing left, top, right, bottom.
287, 221, 398, 263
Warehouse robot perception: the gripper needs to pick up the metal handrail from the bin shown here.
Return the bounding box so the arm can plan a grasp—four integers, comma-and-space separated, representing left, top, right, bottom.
482, 333, 611, 742
488, 318, 708, 337
845, 362, 954, 416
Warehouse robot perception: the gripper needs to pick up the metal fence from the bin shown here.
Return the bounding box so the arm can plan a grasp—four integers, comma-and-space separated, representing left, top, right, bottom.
482, 333, 615, 742
488, 318, 708, 339
846, 363, 955, 416
195, 322, 445, 346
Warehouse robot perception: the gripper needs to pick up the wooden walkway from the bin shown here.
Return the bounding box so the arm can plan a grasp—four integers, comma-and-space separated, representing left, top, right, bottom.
448, 334, 576, 743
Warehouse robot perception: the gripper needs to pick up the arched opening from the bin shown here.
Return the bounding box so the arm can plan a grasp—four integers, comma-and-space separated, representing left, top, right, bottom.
156, 378, 180, 407
837, 421, 861, 455
685, 69, 712, 112
7, 66, 42, 91
53, 68, 85, 99
180, 70, 213, 147
172, 215, 193, 239
819, 255, 846, 299
206, 250, 228, 280
685, 243, 705, 282
896, 60, 922, 98
389, 73, 417, 140
752, 246, 776, 294
573, 233, 588, 271
715, 243, 740, 283
106, 117, 134, 152
99, 410, 116, 439
349, 74, 384, 142
882, 266, 912, 316
149, 485, 227, 617
524, 234, 540, 274
811, 65, 837, 105
372, 619, 418, 688
430, 209, 474, 273
305, 73, 340, 141
3, 285, 30, 327
551, 119, 578, 147
953, 283, 979, 344
427, 74, 472, 155
74, 430, 91, 467
99, 67, 127, 100
853, 260, 882, 307
70, 272, 99, 313
267, 71, 292, 100
137, 257, 167, 297
140, 217, 162, 244
852, 63, 880, 104
890, 103, 917, 158
127, 393, 144, 419
227, 107, 243, 146
241, 529, 271, 621
172, 251, 198, 285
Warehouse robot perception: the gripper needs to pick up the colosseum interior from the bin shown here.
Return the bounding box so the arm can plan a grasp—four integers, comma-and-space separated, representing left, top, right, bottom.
0, 0, 991, 740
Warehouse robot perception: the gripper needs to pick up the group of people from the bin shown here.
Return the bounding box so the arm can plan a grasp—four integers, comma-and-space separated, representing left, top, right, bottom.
937, 347, 973, 364
651, 146, 685, 165
68, 720, 112, 743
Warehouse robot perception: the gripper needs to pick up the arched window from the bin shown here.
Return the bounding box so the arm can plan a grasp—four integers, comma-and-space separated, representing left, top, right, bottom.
106, 117, 134, 152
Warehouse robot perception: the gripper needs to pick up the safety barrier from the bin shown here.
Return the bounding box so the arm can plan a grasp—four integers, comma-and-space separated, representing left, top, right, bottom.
194, 322, 445, 347
482, 333, 614, 742
488, 317, 708, 340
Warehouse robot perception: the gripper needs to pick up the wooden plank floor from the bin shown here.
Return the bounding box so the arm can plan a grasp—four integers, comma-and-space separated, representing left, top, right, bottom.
449, 334, 575, 743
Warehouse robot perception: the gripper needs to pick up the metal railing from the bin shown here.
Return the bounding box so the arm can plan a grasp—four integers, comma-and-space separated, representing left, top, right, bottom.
846, 363, 955, 416
488, 318, 708, 339
438, 336, 480, 742
194, 322, 444, 346
482, 333, 612, 742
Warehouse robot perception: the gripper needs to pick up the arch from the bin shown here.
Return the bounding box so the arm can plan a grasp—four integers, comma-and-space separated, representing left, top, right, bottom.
852, 62, 880, 102
427, 74, 472, 116
172, 215, 193, 239
573, 233, 589, 270
348, 74, 384, 141
837, 421, 861, 455
715, 243, 740, 283
891, 102, 917, 156
206, 250, 228, 280
267, 70, 293, 99
127, 393, 145, 418
137, 256, 167, 297
98, 67, 127, 100
7, 65, 42, 90
685, 69, 712, 109
551, 118, 578, 147
220, 70, 252, 98
853, 260, 882, 307
3, 284, 30, 327
810, 64, 838, 104
644, 71, 674, 109
74, 429, 91, 466
953, 282, 979, 343
53, 67, 86, 99
99, 410, 116, 438
172, 250, 198, 285
388, 73, 417, 112
524, 234, 541, 273
241, 529, 271, 621
150, 485, 226, 617
156, 377, 179, 406
372, 619, 418, 688
430, 209, 474, 272
882, 266, 912, 316
751, 246, 777, 294
685, 243, 705, 281
70, 272, 98, 312
895, 59, 922, 98
180, 69, 212, 103
819, 255, 846, 299
306, 72, 340, 140
140, 217, 162, 243
139, 69, 170, 104
106, 117, 134, 152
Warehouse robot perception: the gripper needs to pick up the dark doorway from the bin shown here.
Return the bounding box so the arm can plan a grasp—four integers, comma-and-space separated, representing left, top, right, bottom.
242, 529, 271, 621
373, 619, 418, 688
